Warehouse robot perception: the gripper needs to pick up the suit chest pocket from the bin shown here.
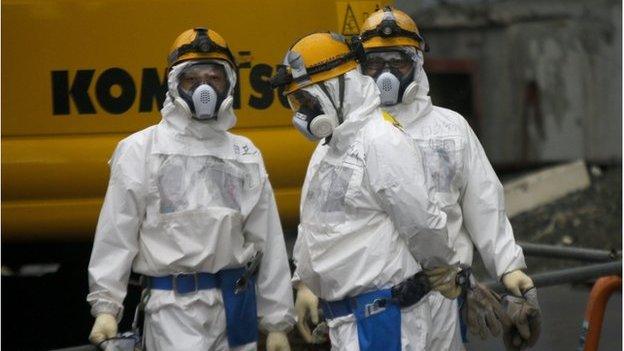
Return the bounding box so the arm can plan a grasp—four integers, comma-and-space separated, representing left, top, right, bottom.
304, 156, 363, 224
418, 138, 464, 204
155, 155, 245, 214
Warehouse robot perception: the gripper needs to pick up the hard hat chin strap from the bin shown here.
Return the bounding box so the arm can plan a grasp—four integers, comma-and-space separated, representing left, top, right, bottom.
317, 74, 346, 125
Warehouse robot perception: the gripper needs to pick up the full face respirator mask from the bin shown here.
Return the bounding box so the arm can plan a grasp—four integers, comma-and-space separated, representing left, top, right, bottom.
362, 49, 420, 106
289, 90, 335, 140
176, 62, 231, 121
286, 78, 345, 141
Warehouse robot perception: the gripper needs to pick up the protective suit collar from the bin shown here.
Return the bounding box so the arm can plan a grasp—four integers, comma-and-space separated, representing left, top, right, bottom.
326, 70, 381, 152
383, 61, 432, 130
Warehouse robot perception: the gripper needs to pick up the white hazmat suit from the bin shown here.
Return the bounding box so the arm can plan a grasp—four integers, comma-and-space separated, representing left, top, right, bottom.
382, 55, 526, 351
292, 70, 455, 351
87, 61, 295, 351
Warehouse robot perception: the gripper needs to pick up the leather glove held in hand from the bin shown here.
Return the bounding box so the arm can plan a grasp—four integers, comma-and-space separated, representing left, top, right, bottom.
502, 287, 542, 350
425, 265, 463, 299
463, 280, 512, 340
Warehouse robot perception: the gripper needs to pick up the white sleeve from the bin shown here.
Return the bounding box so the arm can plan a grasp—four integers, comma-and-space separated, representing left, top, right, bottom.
292, 143, 326, 286
244, 177, 296, 332
86, 140, 146, 321
460, 122, 526, 279
367, 128, 455, 268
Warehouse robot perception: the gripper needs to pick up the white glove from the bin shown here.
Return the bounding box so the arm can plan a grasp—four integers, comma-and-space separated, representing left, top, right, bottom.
295, 283, 320, 343
502, 270, 534, 297
89, 313, 117, 345
267, 331, 291, 351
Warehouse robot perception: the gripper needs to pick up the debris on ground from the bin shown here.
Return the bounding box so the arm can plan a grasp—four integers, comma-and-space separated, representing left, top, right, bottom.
475, 165, 621, 277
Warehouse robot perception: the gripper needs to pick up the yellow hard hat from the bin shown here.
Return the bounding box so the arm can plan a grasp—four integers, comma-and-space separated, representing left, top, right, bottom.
168, 27, 236, 68
270, 32, 362, 94
360, 7, 428, 52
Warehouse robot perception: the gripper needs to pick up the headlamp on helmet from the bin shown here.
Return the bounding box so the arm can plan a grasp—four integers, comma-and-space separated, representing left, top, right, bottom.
360, 7, 429, 52
168, 27, 237, 68
380, 17, 399, 37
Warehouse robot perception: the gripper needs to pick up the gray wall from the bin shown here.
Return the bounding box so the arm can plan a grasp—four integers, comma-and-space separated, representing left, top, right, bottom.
396, 0, 621, 164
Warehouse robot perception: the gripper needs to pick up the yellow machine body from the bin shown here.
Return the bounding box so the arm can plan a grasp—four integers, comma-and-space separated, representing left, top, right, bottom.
2, 0, 389, 241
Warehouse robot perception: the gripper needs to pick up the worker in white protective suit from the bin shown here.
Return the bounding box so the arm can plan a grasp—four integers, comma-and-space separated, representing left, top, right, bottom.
87, 27, 295, 351
270, 32, 459, 351
359, 7, 542, 351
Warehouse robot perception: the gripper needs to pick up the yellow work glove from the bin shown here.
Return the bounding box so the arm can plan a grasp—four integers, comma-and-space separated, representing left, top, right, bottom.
267, 331, 291, 351
424, 266, 463, 299
89, 313, 117, 345
502, 270, 534, 297
295, 283, 321, 343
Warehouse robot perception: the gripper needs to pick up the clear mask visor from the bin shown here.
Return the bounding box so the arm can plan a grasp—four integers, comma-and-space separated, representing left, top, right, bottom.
362, 50, 415, 79
177, 62, 229, 95
286, 89, 324, 116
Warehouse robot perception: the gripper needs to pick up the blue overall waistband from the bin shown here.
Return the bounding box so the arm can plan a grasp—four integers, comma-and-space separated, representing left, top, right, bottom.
321, 289, 393, 320
149, 272, 219, 294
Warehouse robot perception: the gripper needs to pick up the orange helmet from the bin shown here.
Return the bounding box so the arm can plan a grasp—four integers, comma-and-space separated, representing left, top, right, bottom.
270, 32, 362, 94
360, 7, 428, 52
168, 27, 236, 68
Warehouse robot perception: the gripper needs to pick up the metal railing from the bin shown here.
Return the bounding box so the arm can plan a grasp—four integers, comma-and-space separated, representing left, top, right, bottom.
518, 242, 620, 263
484, 260, 622, 292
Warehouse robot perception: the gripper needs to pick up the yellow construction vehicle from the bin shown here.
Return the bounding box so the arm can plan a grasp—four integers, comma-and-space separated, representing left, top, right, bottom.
2, 0, 389, 242
2, 1, 389, 349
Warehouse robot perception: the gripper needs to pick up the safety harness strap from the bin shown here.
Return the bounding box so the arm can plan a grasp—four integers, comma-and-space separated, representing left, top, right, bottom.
317, 75, 346, 125
337, 74, 345, 124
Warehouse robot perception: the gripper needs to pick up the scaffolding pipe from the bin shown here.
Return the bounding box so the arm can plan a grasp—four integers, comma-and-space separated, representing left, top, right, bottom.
519, 242, 620, 262
485, 261, 622, 292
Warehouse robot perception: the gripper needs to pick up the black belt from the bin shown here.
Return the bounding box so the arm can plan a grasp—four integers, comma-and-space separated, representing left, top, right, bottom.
321, 271, 432, 319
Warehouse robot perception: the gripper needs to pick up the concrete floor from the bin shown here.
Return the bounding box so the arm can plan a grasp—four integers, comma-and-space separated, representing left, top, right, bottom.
3, 275, 621, 350
467, 284, 622, 351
